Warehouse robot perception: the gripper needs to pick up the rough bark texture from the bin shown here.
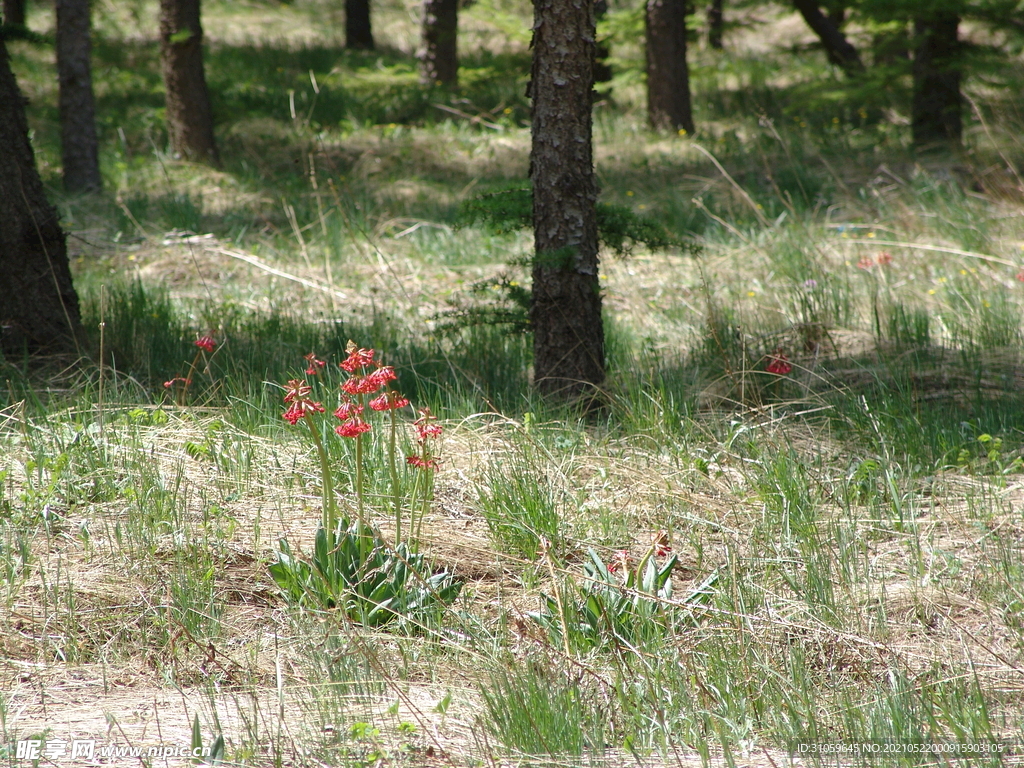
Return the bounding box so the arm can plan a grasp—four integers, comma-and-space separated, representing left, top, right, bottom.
345, 0, 374, 50
159, 0, 219, 164
707, 0, 723, 49
646, 0, 695, 133
2, 0, 25, 26
56, 0, 101, 192
912, 12, 962, 148
0, 38, 85, 356
420, 0, 457, 85
530, 0, 604, 398
792, 0, 864, 76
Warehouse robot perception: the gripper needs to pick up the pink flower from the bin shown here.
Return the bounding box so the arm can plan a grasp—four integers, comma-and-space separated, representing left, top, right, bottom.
283, 379, 313, 404
406, 455, 438, 470
304, 352, 327, 375
876, 251, 892, 266
766, 349, 792, 376
340, 346, 375, 373
1016, 269, 1024, 283
163, 376, 192, 388
335, 419, 372, 438
334, 401, 364, 421
856, 257, 875, 270
369, 391, 410, 411
195, 336, 216, 353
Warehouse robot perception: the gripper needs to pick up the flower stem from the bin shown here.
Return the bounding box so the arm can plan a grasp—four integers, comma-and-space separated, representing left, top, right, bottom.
307, 417, 335, 538
388, 408, 400, 546
179, 350, 202, 407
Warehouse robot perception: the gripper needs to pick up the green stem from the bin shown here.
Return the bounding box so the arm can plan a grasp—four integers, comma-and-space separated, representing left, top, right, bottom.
388, 408, 400, 546
307, 417, 335, 537
355, 432, 365, 527
179, 350, 202, 407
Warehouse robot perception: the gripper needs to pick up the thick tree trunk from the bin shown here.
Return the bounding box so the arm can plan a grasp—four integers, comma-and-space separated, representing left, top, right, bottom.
2, 0, 25, 27
792, 0, 863, 76
529, 0, 603, 398
0, 38, 85, 356
646, 0, 694, 133
159, 0, 219, 164
345, 0, 374, 50
420, 0, 457, 85
707, 0, 723, 49
56, 0, 101, 192
912, 13, 961, 148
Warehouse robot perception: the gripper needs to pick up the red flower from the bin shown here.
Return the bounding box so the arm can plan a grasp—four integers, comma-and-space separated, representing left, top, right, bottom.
334, 401, 364, 421
766, 349, 792, 376
335, 419, 372, 438
304, 352, 327, 375
609, 550, 630, 574
367, 366, 397, 388
163, 377, 192, 388
413, 407, 443, 440
369, 391, 410, 411
653, 530, 671, 557
340, 346, 375, 372
195, 336, 216, 353
856, 257, 875, 270
283, 400, 324, 424
1016, 269, 1024, 283
283, 379, 312, 403
283, 402, 305, 424
406, 455, 438, 470
876, 251, 892, 266
342, 375, 385, 396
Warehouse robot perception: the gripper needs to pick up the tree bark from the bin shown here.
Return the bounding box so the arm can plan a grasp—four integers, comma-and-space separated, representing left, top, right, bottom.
346, 0, 374, 50
420, 0, 457, 85
2, 0, 25, 27
646, 0, 694, 133
529, 0, 604, 398
707, 0, 723, 49
792, 0, 864, 76
159, 0, 219, 164
0, 38, 85, 356
56, 0, 101, 192
912, 12, 961, 148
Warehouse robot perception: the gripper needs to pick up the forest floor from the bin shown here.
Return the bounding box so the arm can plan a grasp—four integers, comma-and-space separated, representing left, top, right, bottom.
4, 1, 1024, 766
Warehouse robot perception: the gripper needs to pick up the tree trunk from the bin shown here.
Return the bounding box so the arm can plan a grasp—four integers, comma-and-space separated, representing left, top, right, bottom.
345, 0, 374, 50
159, 0, 219, 164
707, 0, 723, 49
56, 0, 101, 192
792, 0, 863, 76
0, 38, 85, 356
529, 0, 603, 398
420, 0, 457, 85
912, 12, 961, 148
646, 0, 694, 133
2, 0, 25, 27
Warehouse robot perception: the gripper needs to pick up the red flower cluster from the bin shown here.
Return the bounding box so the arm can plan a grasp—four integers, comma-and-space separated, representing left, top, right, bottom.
766, 349, 792, 376
857, 252, 892, 270
406, 407, 442, 472
1016, 269, 1024, 283
304, 352, 327, 375
195, 336, 216, 353
334, 399, 371, 438
342, 366, 396, 395
282, 378, 325, 424
653, 530, 672, 557
608, 550, 631, 574
369, 391, 410, 412
340, 346, 376, 373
